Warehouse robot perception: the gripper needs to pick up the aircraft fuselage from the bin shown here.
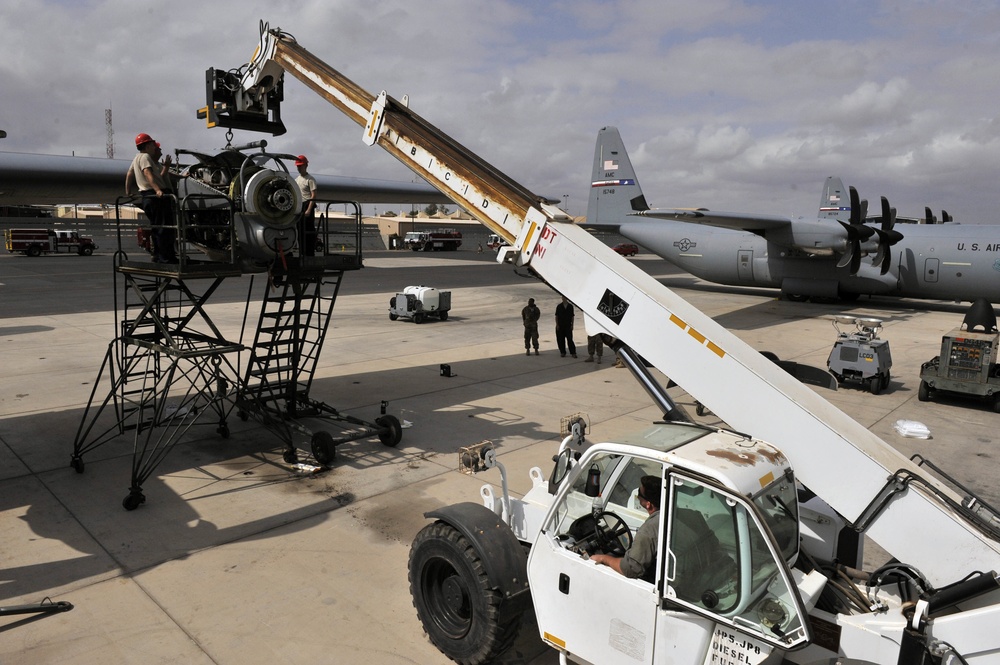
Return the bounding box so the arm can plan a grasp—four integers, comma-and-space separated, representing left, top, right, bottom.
620, 220, 1000, 302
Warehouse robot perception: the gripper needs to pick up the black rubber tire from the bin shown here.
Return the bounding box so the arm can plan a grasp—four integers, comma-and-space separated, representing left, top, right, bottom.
918, 380, 930, 402
696, 403, 707, 417
70, 456, 84, 473
389, 313, 398, 321
869, 376, 881, 395
439, 310, 449, 321
409, 522, 521, 665
311, 431, 336, 466
217, 424, 230, 439
784, 293, 808, 302
376, 414, 403, 447
122, 491, 145, 511
79, 246, 93, 256
282, 447, 299, 464
414, 312, 426, 324
27, 245, 41, 257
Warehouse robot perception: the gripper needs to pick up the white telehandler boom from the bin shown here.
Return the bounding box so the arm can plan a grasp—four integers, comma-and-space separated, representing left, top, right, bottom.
216, 21, 1000, 664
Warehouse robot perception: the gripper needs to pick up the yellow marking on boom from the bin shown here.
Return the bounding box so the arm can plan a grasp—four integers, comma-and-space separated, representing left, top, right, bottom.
670, 313, 725, 358
523, 222, 538, 251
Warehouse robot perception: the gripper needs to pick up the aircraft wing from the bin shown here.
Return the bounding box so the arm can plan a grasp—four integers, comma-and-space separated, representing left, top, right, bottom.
312, 173, 453, 204
632, 208, 792, 233
0, 151, 454, 206
0, 152, 128, 205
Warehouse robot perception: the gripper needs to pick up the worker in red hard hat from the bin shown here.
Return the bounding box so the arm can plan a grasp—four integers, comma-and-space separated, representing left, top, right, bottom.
294, 154, 318, 256
126, 132, 177, 263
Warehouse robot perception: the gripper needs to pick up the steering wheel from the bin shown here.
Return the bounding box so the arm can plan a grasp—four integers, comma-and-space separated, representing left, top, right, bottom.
593, 510, 633, 557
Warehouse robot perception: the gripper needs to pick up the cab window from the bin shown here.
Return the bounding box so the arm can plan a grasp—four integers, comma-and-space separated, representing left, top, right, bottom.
546, 452, 662, 571
664, 475, 810, 649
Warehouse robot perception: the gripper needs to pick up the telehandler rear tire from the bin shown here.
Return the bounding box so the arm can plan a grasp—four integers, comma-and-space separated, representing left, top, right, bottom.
409, 522, 521, 665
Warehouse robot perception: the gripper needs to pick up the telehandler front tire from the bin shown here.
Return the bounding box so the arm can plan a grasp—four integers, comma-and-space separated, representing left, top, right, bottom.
409, 522, 521, 665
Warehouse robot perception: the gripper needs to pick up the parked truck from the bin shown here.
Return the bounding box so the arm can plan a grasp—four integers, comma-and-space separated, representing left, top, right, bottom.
4, 228, 97, 256
403, 228, 462, 251
486, 233, 509, 250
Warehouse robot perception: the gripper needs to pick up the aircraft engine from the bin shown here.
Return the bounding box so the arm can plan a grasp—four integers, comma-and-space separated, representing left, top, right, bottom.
239, 168, 301, 227
173, 145, 302, 270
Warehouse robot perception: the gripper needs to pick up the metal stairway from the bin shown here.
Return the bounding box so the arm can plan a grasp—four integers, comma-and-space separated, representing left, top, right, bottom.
238, 261, 402, 467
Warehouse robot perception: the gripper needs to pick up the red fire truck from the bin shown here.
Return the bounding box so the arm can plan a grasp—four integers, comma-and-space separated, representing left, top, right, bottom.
4, 228, 98, 257
403, 228, 462, 251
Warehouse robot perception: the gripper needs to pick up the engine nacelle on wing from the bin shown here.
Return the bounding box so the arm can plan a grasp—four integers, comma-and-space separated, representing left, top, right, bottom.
770, 218, 851, 256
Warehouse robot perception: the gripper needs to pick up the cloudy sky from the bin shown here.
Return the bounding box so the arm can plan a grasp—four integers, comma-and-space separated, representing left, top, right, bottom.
2, 0, 999, 221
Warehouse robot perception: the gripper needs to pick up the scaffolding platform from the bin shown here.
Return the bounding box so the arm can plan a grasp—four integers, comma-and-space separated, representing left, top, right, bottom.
70, 194, 402, 509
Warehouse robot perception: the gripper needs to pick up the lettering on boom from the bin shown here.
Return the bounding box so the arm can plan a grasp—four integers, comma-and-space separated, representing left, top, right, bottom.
531, 223, 559, 260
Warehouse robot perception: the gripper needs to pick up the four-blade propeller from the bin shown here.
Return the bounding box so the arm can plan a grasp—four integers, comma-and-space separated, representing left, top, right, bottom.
836, 186, 876, 274
871, 196, 904, 275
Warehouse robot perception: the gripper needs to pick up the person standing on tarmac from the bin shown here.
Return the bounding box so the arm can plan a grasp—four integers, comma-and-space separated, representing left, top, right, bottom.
295, 155, 318, 256
522, 298, 540, 355
555, 296, 577, 358
585, 333, 604, 364
127, 132, 176, 263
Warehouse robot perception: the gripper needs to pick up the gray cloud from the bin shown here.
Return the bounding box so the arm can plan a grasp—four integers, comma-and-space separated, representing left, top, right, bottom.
1, 0, 998, 221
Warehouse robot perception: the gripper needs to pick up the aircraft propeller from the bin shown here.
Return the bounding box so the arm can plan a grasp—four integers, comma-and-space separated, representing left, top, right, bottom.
871, 196, 904, 275
836, 186, 876, 274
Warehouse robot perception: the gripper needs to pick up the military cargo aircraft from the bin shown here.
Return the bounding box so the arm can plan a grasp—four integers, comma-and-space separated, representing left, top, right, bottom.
586, 126, 1000, 303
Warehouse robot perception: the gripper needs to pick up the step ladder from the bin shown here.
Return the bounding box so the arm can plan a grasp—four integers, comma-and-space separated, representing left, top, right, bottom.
237, 261, 402, 467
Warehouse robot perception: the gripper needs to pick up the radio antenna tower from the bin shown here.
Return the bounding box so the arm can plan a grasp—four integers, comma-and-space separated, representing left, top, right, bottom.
105, 107, 114, 158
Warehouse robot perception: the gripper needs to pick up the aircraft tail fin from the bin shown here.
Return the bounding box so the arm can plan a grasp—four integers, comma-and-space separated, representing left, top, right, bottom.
585, 126, 649, 227
818, 176, 850, 221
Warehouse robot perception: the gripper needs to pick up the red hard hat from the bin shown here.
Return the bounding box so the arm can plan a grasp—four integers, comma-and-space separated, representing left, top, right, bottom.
294, 154, 308, 166
135, 132, 154, 147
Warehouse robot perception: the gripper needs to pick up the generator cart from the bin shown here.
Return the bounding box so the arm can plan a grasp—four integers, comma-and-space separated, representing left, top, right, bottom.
827, 315, 892, 394
919, 298, 1000, 411
388, 285, 451, 323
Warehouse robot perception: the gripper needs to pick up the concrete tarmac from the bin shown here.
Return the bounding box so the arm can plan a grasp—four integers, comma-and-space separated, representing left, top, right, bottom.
2, 247, 998, 664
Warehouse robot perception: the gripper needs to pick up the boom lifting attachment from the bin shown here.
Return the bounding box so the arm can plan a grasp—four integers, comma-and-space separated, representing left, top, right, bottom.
224, 21, 1000, 661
